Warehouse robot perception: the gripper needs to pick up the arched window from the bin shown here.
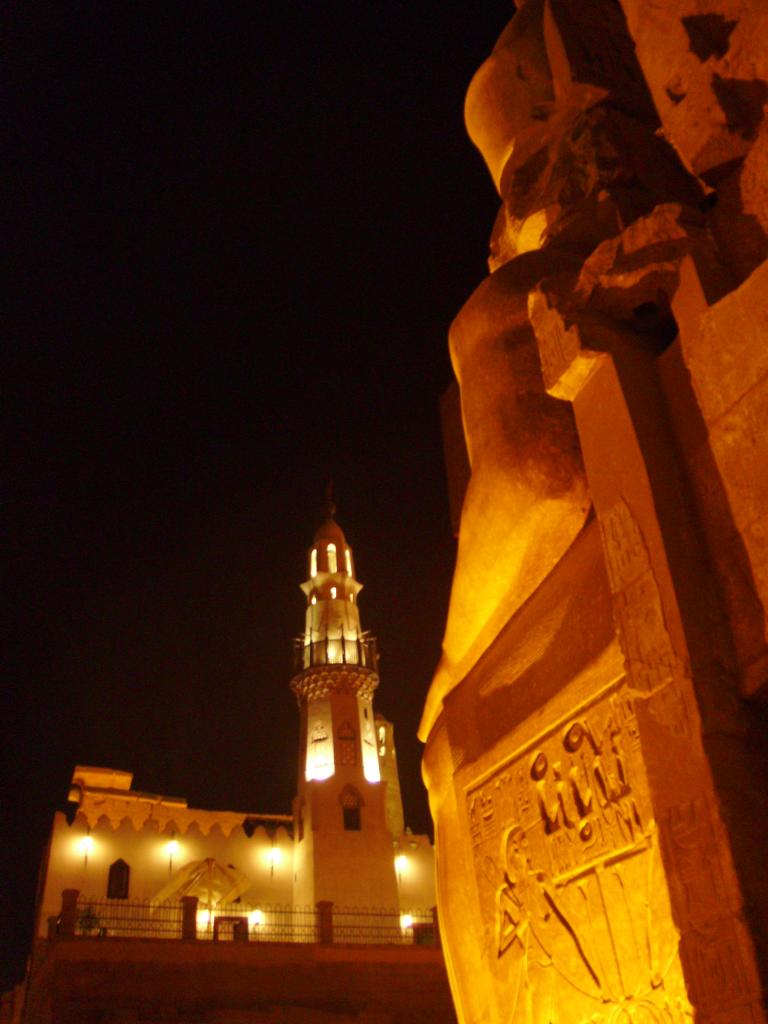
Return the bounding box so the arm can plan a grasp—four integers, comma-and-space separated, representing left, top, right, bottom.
339, 785, 362, 831
310, 548, 317, 578
345, 549, 352, 575
327, 543, 337, 573
107, 858, 130, 899
337, 720, 357, 766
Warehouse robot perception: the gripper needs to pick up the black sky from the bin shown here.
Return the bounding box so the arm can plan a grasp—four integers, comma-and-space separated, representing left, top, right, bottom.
4, 1, 512, 988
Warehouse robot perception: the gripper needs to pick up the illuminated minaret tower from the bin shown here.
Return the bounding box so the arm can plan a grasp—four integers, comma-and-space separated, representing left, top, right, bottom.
290, 493, 400, 911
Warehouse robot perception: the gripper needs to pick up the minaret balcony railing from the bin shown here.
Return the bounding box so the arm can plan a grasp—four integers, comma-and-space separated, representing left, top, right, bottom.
293, 633, 378, 673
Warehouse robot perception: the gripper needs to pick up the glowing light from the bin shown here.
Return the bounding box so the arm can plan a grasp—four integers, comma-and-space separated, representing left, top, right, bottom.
400, 913, 413, 930
360, 702, 381, 782
395, 854, 408, 873
330, 586, 337, 599
268, 846, 282, 865
80, 835, 93, 855
197, 909, 211, 928
327, 543, 337, 573
310, 548, 317, 578
306, 703, 335, 781
249, 909, 263, 927
311, 594, 317, 605
345, 549, 352, 575
167, 839, 179, 856
349, 594, 354, 603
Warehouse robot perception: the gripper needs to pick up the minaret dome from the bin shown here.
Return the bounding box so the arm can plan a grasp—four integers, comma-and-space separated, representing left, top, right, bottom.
308, 516, 355, 580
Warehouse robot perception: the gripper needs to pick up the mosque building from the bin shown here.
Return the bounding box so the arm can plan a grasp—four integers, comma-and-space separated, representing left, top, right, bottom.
14, 507, 448, 1024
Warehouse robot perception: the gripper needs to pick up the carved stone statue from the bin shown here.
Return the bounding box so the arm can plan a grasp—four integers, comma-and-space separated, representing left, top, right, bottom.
420, 3, 768, 1022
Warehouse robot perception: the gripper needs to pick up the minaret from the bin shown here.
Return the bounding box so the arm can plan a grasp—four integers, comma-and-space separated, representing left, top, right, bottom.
290, 493, 400, 911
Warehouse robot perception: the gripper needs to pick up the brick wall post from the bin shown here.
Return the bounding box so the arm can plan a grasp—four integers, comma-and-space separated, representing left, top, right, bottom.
316, 900, 334, 944
181, 896, 198, 940
59, 889, 79, 937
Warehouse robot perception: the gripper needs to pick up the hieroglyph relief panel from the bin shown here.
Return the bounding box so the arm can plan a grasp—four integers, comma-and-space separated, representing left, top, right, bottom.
465, 687, 691, 1024
599, 499, 692, 741
659, 798, 762, 1018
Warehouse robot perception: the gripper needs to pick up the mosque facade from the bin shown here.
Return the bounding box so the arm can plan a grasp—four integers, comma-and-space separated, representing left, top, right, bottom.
15, 511, 446, 1024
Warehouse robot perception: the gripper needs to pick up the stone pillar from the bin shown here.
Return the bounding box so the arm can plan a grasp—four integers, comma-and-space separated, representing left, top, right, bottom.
181, 896, 198, 941
316, 900, 334, 945
527, 303, 767, 1020
59, 889, 79, 937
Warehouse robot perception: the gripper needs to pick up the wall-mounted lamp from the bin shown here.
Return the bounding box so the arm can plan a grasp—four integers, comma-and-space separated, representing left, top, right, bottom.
80, 830, 93, 867
268, 843, 282, 877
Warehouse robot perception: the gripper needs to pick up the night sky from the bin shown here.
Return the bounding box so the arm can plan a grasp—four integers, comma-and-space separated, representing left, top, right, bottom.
4, 2, 513, 988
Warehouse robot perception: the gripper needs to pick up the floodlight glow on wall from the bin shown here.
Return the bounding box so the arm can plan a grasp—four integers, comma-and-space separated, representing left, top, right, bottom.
79, 832, 93, 867
305, 701, 335, 781
167, 837, 179, 874
360, 703, 381, 783
265, 845, 282, 877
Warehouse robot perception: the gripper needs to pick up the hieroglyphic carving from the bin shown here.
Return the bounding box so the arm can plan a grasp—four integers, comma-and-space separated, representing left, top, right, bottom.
465, 687, 688, 1022
587, 997, 693, 1024
678, 919, 756, 1014
658, 799, 728, 928
599, 500, 691, 737
600, 499, 648, 593
657, 799, 761, 1013
469, 789, 497, 847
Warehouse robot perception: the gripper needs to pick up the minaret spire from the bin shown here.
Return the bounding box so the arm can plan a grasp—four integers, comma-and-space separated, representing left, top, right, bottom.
291, 507, 380, 784
289, 502, 402, 912
322, 480, 336, 521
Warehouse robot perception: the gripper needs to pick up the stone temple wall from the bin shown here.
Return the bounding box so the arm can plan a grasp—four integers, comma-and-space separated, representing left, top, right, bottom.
420, 3, 768, 1023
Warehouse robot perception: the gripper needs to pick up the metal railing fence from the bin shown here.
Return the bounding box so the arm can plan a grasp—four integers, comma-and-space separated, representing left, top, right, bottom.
73, 897, 183, 939
68, 895, 435, 946
292, 633, 378, 672
333, 906, 435, 945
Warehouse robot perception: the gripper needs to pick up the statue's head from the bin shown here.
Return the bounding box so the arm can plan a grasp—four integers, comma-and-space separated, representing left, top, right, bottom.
465, 0, 657, 197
